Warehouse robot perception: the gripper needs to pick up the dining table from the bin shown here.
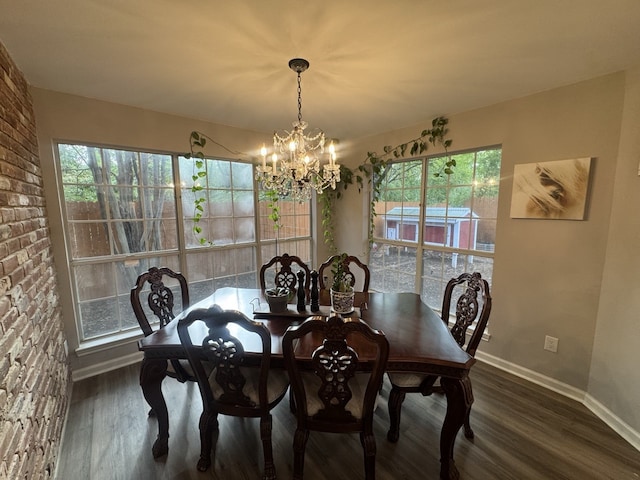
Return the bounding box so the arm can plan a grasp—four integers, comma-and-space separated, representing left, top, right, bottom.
138, 287, 475, 480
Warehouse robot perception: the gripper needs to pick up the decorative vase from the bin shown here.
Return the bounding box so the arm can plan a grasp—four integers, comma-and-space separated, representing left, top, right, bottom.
266, 289, 289, 313
330, 287, 355, 314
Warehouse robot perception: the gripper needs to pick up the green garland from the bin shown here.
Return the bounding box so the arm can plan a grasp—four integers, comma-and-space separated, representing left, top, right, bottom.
320, 116, 453, 252
185, 116, 453, 252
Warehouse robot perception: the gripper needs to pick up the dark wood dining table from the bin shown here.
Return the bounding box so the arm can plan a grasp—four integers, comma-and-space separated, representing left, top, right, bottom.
138, 287, 475, 480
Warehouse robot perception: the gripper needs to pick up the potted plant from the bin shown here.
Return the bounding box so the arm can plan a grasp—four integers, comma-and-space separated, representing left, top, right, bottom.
329, 253, 355, 314
265, 286, 290, 313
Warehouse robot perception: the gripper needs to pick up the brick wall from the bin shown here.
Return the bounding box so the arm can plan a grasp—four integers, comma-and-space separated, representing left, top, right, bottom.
0, 42, 70, 479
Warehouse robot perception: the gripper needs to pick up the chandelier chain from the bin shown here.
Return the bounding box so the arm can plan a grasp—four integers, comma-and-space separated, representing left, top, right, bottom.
297, 72, 303, 124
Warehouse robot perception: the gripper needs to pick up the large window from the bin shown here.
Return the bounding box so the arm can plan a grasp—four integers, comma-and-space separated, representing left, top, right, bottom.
370, 146, 501, 313
57, 144, 311, 344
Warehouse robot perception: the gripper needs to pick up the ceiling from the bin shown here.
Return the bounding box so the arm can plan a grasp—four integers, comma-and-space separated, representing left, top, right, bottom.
2, 0, 640, 141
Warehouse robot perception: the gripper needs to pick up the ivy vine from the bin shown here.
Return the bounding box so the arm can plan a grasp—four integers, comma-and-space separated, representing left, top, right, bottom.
184, 116, 453, 253
319, 116, 454, 252
184, 132, 209, 245
184, 131, 282, 245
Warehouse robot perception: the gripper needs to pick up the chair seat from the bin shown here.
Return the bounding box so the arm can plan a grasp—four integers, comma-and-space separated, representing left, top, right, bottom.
387, 372, 430, 388
166, 359, 194, 376
208, 367, 289, 407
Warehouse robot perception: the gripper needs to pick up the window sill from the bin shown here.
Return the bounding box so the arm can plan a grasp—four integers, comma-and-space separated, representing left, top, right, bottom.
75, 329, 144, 357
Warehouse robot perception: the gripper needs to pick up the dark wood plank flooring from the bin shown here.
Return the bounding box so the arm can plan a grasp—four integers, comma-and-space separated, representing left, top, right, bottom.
55, 361, 640, 480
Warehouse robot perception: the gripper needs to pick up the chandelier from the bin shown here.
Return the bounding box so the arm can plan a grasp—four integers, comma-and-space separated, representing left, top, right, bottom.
256, 58, 340, 202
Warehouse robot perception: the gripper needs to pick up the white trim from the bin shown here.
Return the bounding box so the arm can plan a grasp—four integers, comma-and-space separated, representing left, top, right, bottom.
53, 370, 75, 480
476, 351, 585, 402
72, 351, 143, 382
476, 352, 640, 452
584, 394, 640, 452
75, 330, 143, 357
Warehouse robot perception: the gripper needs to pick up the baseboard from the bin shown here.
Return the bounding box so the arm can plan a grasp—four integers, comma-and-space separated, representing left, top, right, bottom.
54, 369, 75, 480
584, 394, 640, 452
476, 351, 640, 452
476, 351, 585, 402
71, 351, 143, 382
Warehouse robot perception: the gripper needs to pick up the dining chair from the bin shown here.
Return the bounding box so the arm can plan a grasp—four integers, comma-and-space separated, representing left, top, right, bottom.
282, 314, 389, 480
318, 253, 371, 306
386, 271, 492, 442
131, 266, 195, 385
259, 253, 311, 300
177, 305, 289, 479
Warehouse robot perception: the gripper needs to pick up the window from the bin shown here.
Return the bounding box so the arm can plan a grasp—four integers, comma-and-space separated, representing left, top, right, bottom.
370, 147, 501, 313
57, 144, 311, 343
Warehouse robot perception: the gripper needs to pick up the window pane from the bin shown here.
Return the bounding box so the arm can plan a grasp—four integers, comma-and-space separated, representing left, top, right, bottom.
208, 160, 232, 188
233, 190, 255, 216
234, 217, 256, 243
232, 162, 253, 188
68, 223, 111, 258
378, 160, 422, 242
421, 250, 448, 309
369, 244, 417, 293
186, 247, 257, 303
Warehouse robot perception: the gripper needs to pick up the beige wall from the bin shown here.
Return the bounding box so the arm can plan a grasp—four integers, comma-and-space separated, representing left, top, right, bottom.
30, 71, 640, 441
589, 66, 640, 432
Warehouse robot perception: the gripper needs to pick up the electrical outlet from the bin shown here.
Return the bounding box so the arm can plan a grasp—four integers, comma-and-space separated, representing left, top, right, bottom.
544, 335, 558, 352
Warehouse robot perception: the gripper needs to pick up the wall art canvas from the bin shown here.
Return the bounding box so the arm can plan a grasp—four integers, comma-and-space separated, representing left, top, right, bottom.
510, 157, 592, 220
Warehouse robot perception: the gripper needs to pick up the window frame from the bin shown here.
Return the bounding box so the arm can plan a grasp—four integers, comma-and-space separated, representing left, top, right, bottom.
369, 145, 500, 319
55, 141, 313, 350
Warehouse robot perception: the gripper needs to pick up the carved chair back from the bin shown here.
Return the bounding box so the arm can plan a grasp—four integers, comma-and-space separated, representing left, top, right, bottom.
131, 266, 193, 383
282, 314, 389, 479
441, 271, 492, 357
177, 305, 288, 476
131, 266, 190, 337
318, 254, 371, 308
259, 253, 311, 299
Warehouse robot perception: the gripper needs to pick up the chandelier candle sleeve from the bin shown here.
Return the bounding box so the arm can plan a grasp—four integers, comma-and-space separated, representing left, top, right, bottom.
255, 58, 340, 202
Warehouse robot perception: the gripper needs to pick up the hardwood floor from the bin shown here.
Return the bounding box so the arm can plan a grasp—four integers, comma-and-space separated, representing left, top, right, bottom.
55, 361, 640, 480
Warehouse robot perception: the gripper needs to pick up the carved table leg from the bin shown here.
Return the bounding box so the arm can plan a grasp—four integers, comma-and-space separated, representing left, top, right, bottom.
439, 375, 474, 480
140, 357, 169, 458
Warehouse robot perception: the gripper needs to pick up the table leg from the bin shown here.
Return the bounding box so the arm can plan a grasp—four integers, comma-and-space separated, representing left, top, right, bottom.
439, 375, 474, 480
140, 357, 169, 458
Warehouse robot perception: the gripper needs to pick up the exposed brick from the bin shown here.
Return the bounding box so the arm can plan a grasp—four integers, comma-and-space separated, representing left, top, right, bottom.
1, 253, 18, 274
0, 40, 69, 479
0, 356, 9, 382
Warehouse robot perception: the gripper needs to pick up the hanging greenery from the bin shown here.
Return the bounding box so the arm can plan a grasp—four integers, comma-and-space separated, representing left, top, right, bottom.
185, 116, 452, 252
184, 131, 281, 245
319, 116, 453, 252
184, 132, 209, 245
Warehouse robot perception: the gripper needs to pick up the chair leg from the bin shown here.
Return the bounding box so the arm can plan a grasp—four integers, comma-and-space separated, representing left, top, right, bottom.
289, 388, 297, 413
260, 414, 277, 480
463, 405, 474, 439
292, 428, 309, 480
387, 386, 406, 442
196, 410, 217, 472
360, 431, 377, 480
